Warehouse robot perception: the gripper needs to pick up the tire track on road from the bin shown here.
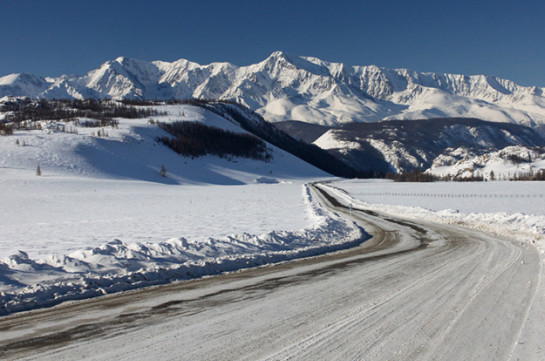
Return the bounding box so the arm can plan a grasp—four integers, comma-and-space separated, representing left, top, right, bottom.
0, 183, 541, 361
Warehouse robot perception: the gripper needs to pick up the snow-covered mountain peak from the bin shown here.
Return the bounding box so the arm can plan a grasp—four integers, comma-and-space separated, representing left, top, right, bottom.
2, 53, 545, 129
0, 73, 50, 98
0, 72, 46, 86
264, 50, 299, 65
269, 50, 287, 58
114, 56, 129, 65
168, 58, 202, 71
0, 73, 21, 85
260, 51, 341, 79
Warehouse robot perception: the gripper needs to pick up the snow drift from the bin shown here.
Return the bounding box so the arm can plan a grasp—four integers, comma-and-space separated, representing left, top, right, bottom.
0, 185, 366, 315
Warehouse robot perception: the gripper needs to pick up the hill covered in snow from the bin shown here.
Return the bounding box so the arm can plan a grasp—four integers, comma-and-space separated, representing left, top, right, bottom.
0, 100, 328, 184
2, 52, 545, 132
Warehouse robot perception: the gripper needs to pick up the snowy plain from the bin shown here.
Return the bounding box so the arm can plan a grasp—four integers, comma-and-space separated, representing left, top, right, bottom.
0, 104, 329, 260
0, 177, 315, 259
332, 179, 545, 253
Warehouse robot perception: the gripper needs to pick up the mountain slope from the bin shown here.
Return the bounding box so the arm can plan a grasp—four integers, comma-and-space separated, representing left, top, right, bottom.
2, 52, 545, 130
193, 101, 364, 177
283, 117, 545, 174
0, 102, 328, 184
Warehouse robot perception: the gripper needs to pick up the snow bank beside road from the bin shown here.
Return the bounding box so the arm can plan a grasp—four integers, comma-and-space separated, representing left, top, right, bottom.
325, 182, 545, 254
0, 185, 366, 316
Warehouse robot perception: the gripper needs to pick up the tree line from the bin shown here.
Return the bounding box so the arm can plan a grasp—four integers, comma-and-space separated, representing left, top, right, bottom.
158, 121, 272, 161
1, 98, 164, 130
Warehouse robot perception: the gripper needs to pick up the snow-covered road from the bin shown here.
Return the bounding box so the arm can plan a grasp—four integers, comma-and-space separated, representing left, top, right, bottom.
0, 184, 542, 360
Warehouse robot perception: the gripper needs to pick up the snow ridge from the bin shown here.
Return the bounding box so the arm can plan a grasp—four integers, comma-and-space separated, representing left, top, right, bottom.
0, 185, 366, 316
2, 51, 545, 128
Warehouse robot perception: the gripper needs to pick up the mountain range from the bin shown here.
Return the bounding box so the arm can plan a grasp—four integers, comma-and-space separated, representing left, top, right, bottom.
2, 52, 545, 178
2, 51, 545, 134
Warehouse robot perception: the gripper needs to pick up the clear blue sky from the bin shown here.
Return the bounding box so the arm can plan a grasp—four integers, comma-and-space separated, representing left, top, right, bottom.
1, 0, 544, 86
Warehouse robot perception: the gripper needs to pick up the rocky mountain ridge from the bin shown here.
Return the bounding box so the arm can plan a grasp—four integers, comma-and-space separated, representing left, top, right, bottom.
2, 52, 545, 130
275, 117, 545, 177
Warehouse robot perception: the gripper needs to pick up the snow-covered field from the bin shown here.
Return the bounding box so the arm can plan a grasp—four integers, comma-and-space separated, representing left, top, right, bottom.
0, 104, 332, 258
0, 104, 369, 314
332, 179, 545, 252
0, 179, 365, 314
0, 177, 314, 259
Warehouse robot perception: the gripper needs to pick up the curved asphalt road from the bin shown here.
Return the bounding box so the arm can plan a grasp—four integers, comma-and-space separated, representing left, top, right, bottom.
0, 183, 541, 360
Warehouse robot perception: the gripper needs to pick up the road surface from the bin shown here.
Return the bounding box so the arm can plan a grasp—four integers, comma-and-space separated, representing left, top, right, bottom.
0, 183, 542, 360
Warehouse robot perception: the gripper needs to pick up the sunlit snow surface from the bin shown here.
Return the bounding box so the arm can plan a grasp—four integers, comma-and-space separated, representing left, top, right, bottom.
0, 104, 328, 259
0, 177, 314, 259
0, 178, 365, 314
336, 179, 544, 214
332, 179, 545, 251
